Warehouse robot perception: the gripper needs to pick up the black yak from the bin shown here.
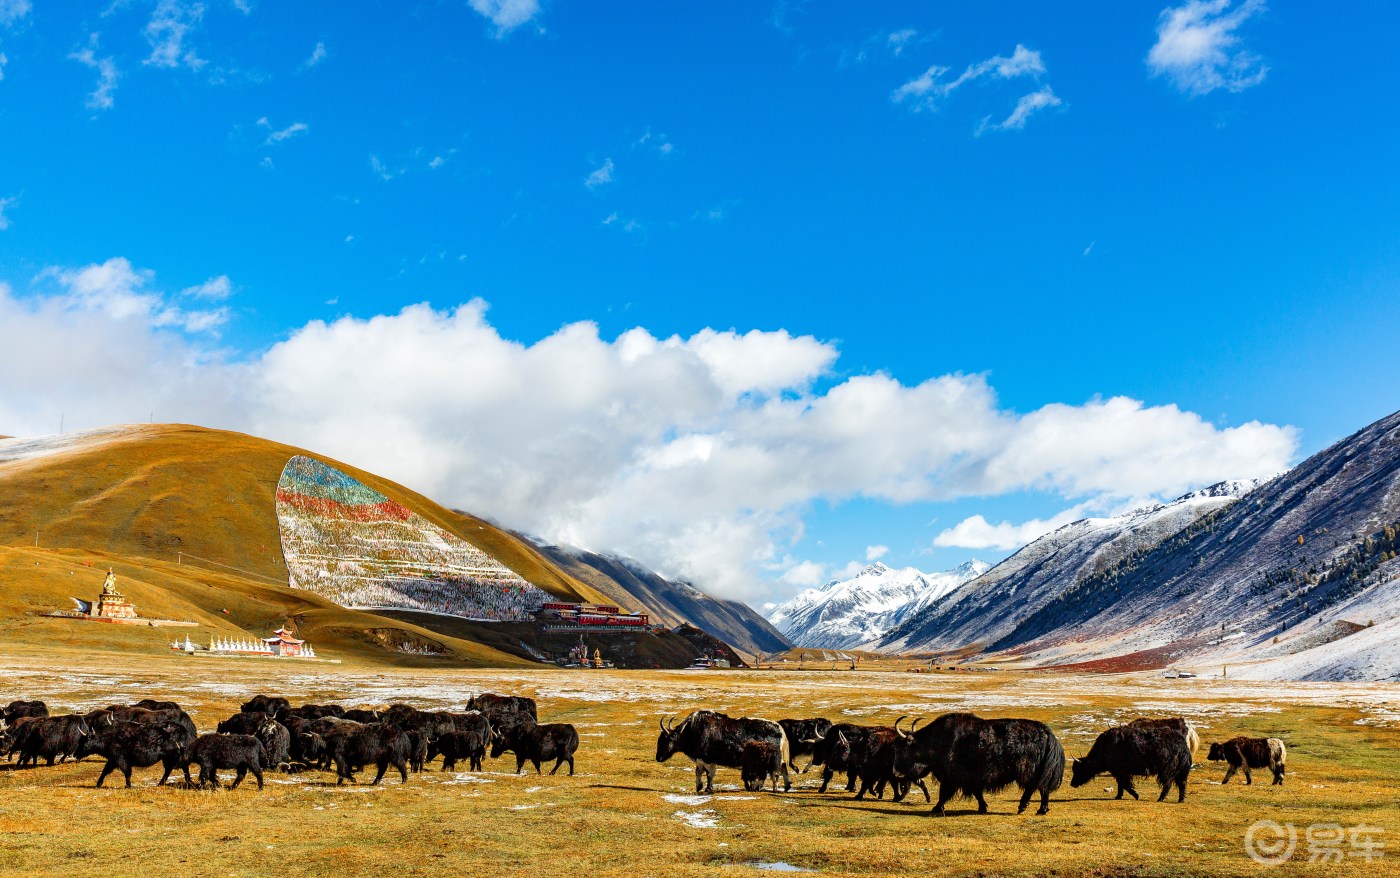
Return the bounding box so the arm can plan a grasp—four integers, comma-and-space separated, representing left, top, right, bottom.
490, 721, 578, 775
315, 722, 411, 785
183, 733, 266, 790
91, 720, 191, 788
9, 714, 93, 767
1070, 724, 1192, 803
1207, 736, 1286, 785
893, 712, 1064, 816
656, 711, 790, 794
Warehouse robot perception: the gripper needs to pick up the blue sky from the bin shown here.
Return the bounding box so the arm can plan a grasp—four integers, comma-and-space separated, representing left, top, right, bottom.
2, 1, 1399, 604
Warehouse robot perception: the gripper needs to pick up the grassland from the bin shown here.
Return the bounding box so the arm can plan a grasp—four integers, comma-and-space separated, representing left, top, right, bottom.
1, 650, 1397, 878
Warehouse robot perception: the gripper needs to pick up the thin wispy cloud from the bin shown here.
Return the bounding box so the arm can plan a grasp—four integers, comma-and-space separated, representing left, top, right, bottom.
257, 116, 309, 145
585, 157, 615, 189
69, 34, 120, 111
1148, 0, 1268, 95
300, 41, 327, 70
369, 154, 405, 181
886, 29, 918, 57
977, 86, 1062, 134
144, 0, 206, 71
468, 0, 542, 37
893, 44, 1046, 111
0, 194, 17, 230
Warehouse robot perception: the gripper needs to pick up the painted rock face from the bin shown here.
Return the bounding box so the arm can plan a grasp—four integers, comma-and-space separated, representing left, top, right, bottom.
275, 455, 550, 621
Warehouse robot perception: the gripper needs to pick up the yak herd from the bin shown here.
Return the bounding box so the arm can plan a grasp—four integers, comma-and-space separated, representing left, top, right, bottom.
0, 693, 577, 790
654, 709, 1286, 816
3, 695, 1286, 816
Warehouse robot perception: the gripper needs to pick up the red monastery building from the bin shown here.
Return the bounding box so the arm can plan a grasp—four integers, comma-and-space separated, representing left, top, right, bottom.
263, 626, 311, 657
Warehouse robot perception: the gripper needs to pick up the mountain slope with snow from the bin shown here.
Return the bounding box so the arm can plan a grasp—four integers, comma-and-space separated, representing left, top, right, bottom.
768, 560, 989, 649
880, 479, 1272, 654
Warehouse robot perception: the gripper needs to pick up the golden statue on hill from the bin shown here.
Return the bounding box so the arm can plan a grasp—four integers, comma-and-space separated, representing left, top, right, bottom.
102, 569, 118, 595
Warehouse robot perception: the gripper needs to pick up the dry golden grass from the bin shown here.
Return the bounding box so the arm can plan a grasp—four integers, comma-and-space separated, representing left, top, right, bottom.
1, 650, 1397, 878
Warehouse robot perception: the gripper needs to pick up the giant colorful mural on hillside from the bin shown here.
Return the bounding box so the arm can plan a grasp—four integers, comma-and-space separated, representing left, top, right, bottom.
274, 455, 552, 621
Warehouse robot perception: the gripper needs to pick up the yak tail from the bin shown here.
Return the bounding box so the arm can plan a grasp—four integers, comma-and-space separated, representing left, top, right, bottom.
777, 727, 791, 770
566, 725, 580, 753
1035, 730, 1066, 794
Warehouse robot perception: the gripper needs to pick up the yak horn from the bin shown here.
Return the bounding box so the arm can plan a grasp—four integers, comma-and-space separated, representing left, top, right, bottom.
910, 717, 925, 734
894, 715, 910, 740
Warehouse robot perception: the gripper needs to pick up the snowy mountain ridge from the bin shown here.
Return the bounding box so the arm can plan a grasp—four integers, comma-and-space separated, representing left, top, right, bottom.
767, 559, 990, 650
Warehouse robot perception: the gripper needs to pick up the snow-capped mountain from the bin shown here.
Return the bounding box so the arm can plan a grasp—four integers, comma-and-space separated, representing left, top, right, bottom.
879, 477, 1276, 655
767, 559, 990, 650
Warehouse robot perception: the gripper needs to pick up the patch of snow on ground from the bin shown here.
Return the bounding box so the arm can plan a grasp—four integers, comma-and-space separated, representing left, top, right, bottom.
673, 809, 721, 828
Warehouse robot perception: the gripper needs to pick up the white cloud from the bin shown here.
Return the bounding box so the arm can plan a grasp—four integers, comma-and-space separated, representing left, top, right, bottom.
369, 154, 404, 181
69, 35, 119, 111
779, 560, 826, 587
1148, 0, 1267, 96
467, 0, 542, 37
585, 158, 615, 189
32, 257, 228, 333
933, 507, 1089, 551
886, 29, 917, 56
865, 544, 889, 561
893, 44, 1049, 116
0, 53, 7, 81
0, 0, 29, 27
259, 118, 309, 145
180, 275, 232, 301
0, 269, 1300, 603
0, 195, 16, 230
144, 0, 206, 71
977, 86, 1062, 134
301, 41, 327, 70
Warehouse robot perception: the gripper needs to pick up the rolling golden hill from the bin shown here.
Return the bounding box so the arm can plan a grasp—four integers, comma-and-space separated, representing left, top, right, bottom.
0, 424, 621, 667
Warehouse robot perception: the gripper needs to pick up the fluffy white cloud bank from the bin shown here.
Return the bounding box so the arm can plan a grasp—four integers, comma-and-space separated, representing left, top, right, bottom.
1148, 0, 1268, 95
933, 507, 1090, 552
0, 258, 1300, 602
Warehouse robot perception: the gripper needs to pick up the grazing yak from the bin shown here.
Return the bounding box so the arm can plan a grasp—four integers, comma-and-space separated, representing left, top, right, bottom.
741, 740, 784, 792
893, 712, 1064, 816
254, 718, 292, 771
183, 733, 266, 790
8, 714, 93, 767
816, 721, 930, 803
1208, 737, 1286, 785
778, 718, 832, 772
807, 722, 874, 794
657, 711, 790, 794
490, 720, 579, 776
316, 722, 411, 785
1071, 724, 1192, 803
89, 720, 191, 788
438, 712, 493, 771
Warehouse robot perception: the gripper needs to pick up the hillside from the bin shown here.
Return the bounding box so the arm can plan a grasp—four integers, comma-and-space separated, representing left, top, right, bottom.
531, 543, 791, 659
768, 560, 989, 650
988, 408, 1400, 676
881, 479, 1269, 655
0, 424, 653, 666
